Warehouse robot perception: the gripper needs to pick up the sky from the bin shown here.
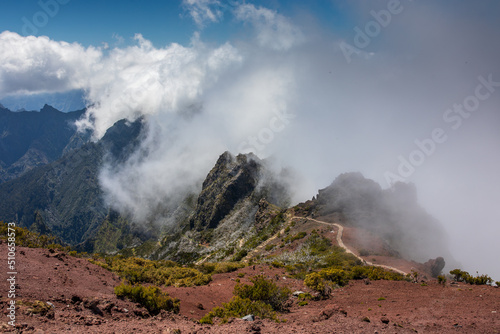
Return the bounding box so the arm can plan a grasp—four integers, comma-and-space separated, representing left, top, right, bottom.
0, 0, 499, 280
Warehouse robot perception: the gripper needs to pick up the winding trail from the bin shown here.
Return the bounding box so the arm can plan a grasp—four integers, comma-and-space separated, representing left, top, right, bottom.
306, 217, 408, 275
196, 214, 408, 275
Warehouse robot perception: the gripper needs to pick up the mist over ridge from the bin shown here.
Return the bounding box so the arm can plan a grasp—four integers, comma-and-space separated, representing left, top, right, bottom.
0, 1, 499, 279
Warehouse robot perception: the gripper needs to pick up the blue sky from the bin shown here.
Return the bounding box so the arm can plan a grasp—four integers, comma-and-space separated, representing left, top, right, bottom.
0, 0, 353, 48
1, 0, 207, 46
0, 0, 500, 279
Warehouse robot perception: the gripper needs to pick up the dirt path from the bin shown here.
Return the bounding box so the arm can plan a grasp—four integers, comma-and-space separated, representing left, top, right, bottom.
242, 212, 294, 262
197, 214, 407, 276
306, 217, 408, 276
196, 213, 295, 265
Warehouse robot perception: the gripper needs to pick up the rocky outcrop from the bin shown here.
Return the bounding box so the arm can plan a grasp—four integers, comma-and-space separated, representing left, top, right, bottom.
190, 152, 261, 230
312, 173, 453, 263
424, 257, 446, 278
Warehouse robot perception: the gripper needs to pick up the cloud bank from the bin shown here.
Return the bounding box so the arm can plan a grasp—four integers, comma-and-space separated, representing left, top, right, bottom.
0, 1, 499, 279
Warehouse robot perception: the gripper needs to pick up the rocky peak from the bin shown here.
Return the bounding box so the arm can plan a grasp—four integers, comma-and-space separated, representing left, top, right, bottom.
40, 104, 60, 114
190, 151, 262, 230
316, 172, 382, 215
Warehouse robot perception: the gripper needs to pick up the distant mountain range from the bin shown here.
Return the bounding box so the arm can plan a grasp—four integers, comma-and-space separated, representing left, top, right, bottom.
0, 89, 86, 113
0, 104, 88, 183
0, 105, 453, 267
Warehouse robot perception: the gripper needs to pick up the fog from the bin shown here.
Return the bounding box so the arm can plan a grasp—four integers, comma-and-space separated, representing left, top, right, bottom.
0, 1, 499, 279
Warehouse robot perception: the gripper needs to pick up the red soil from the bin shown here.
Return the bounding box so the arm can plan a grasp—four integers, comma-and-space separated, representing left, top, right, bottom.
1, 243, 499, 333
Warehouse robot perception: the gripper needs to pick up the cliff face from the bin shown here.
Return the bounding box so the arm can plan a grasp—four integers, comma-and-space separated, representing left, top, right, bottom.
146, 152, 292, 263
0, 118, 144, 248
190, 152, 261, 230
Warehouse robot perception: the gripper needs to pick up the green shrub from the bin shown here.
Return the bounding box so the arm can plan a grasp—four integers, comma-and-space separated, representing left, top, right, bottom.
437, 275, 447, 286
232, 249, 248, 262
0, 222, 69, 252
199, 296, 278, 324
234, 275, 291, 312
90, 256, 212, 287
271, 261, 283, 268
449, 269, 493, 285
471, 274, 493, 285
306, 230, 332, 255
350, 266, 405, 281
495, 281, 500, 287
304, 272, 327, 295
450, 269, 469, 282
114, 283, 180, 315
27, 301, 53, 316
265, 244, 275, 251
319, 268, 349, 287
283, 232, 307, 244
297, 292, 313, 306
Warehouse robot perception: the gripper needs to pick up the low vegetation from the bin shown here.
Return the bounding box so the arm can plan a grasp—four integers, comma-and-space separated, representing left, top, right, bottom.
449, 269, 493, 285
267, 229, 405, 294
0, 222, 69, 251
200, 275, 291, 324
197, 262, 245, 275
25, 300, 53, 316
282, 231, 307, 244
89, 255, 212, 287
114, 283, 180, 315
304, 265, 405, 296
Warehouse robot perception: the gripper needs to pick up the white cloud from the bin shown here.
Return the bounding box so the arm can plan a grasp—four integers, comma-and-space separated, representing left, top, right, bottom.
77, 33, 243, 138
182, 0, 224, 27
0, 31, 101, 97
234, 4, 304, 51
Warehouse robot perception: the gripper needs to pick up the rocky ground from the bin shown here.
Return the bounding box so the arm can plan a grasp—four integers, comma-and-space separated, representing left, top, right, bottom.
0, 243, 499, 333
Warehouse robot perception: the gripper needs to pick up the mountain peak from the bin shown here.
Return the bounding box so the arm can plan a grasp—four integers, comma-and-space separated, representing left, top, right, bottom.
40, 104, 61, 114
191, 151, 262, 230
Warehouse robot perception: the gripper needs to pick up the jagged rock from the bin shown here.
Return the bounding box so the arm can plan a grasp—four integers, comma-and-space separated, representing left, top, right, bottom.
424, 257, 446, 278
190, 152, 261, 230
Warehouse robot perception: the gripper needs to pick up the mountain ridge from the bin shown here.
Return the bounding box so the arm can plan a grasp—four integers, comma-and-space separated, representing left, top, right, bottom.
0, 104, 87, 183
